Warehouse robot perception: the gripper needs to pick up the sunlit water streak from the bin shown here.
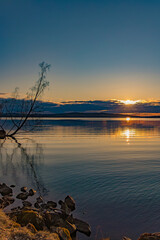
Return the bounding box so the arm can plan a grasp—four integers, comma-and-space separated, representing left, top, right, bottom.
0, 118, 160, 240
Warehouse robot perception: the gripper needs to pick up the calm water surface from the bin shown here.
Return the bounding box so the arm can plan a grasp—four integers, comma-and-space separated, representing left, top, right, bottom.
1, 118, 160, 240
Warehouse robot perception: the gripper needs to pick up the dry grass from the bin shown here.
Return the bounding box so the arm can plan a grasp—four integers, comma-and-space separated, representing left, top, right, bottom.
0, 210, 60, 240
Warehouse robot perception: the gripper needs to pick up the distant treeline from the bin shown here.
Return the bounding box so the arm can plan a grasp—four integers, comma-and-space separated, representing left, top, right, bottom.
0, 112, 142, 118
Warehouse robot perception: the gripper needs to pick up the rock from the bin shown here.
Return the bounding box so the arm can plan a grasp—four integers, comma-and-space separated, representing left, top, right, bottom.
50, 226, 72, 240
0, 130, 6, 139
44, 212, 64, 229
16, 192, 29, 200
53, 217, 76, 235
34, 202, 40, 209
0, 184, 91, 239
28, 188, 36, 196
41, 203, 48, 209
44, 212, 76, 234
66, 215, 74, 224
21, 187, 27, 192
65, 196, 75, 211
138, 233, 160, 240
60, 201, 71, 215
47, 201, 57, 208
0, 183, 13, 196
73, 218, 91, 236
59, 200, 63, 205
44, 211, 53, 228
22, 201, 32, 207
17, 210, 45, 230
36, 196, 43, 203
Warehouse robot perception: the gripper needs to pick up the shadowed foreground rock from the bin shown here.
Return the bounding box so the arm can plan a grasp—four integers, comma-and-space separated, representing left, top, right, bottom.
73, 218, 91, 236
17, 210, 45, 230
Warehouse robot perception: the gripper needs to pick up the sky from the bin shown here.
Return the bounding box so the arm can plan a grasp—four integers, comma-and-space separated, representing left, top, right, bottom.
1, 0, 160, 102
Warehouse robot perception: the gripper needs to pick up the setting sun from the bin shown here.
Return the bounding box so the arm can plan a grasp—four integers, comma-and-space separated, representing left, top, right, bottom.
121, 100, 139, 105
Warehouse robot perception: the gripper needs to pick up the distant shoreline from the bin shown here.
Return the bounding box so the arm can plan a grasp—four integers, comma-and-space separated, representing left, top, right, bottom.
1, 112, 160, 118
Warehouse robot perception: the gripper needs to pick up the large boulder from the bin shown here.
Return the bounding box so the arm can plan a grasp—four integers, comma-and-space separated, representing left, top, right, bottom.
17, 210, 45, 230
44, 212, 63, 228
44, 212, 76, 235
59, 201, 71, 215
73, 218, 91, 236
64, 196, 75, 211
55, 218, 76, 235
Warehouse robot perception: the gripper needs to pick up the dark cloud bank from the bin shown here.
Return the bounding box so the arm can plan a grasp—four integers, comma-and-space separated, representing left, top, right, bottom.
38, 100, 160, 114
1, 99, 160, 115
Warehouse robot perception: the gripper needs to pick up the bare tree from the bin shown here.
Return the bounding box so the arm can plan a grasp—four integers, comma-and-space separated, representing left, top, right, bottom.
0, 62, 50, 138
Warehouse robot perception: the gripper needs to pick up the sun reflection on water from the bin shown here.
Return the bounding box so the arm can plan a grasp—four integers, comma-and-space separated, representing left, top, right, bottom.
121, 128, 136, 142
126, 117, 131, 122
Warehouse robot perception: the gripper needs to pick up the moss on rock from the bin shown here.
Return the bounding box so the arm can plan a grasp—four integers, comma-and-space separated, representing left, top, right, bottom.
17, 210, 45, 230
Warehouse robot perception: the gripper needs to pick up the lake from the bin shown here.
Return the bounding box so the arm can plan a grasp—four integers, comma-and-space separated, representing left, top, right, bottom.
1, 118, 160, 240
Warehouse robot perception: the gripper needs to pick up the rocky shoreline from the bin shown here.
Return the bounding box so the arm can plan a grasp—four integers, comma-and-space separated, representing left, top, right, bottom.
0, 183, 91, 240
0, 183, 160, 240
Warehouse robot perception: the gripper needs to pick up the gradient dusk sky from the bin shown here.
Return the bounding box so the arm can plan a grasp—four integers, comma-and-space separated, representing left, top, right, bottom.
1, 0, 160, 102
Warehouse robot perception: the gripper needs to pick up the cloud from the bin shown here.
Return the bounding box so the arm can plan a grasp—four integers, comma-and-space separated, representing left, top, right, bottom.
39, 100, 160, 114
1, 98, 160, 114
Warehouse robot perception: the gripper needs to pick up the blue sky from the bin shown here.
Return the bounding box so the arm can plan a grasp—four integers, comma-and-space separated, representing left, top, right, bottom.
1, 0, 160, 101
